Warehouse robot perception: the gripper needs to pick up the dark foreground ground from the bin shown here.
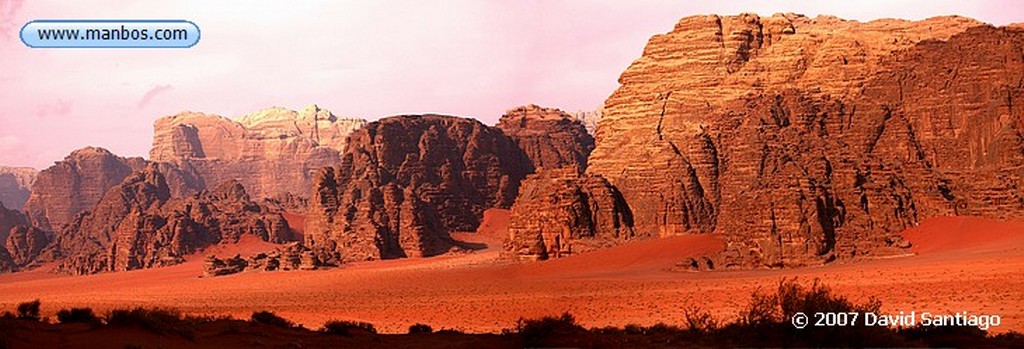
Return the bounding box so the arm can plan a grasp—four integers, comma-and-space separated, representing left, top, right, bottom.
2, 279, 1022, 349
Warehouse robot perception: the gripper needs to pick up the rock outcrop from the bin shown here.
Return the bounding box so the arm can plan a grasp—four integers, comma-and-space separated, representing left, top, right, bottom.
0, 202, 29, 272
505, 169, 635, 260
305, 115, 531, 261
5, 226, 51, 268
202, 242, 333, 277
150, 104, 366, 200
571, 109, 602, 136
23, 147, 147, 231
47, 165, 294, 275
497, 105, 595, 173
0, 166, 36, 210
586, 14, 1024, 267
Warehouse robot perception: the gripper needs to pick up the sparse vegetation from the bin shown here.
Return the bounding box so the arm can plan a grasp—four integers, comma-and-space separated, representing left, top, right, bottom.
250, 311, 293, 328
501, 278, 1024, 347
322, 320, 377, 336
0, 290, 1020, 347
513, 312, 586, 347
408, 323, 433, 334
106, 308, 199, 339
56, 307, 100, 324
16, 300, 40, 321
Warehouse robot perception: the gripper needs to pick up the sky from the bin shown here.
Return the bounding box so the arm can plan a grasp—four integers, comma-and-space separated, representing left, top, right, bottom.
1, 0, 1022, 169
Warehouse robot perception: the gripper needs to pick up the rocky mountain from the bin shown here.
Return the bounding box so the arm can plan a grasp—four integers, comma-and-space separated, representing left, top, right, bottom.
585, 13, 1024, 267
45, 165, 294, 275
23, 147, 148, 231
23, 147, 201, 231
305, 115, 531, 261
497, 105, 595, 173
505, 168, 635, 260
0, 166, 36, 210
150, 104, 367, 200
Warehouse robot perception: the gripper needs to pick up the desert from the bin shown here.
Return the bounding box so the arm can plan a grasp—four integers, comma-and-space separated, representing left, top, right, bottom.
2, 4, 1024, 348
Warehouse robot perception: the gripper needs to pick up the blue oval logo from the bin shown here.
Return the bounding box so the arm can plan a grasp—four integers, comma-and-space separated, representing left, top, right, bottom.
20, 20, 200, 48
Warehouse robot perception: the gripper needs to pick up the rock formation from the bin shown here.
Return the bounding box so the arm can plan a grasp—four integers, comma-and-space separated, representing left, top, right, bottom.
0, 201, 29, 272
23, 147, 147, 231
497, 105, 595, 173
0, 166, 36, 210
586, 13, 1024, 267
5, 226, 51, 268
571, 108, 602, 136
505, 168, 635, 260
47, 165, 294, 275
150, 104, 366, 200
202, 242, 332, 277
305, 115, 531, 261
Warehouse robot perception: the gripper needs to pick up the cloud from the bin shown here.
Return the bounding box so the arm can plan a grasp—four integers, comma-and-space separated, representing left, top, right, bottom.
137, 84, 173, 108
34, 99, 72, 119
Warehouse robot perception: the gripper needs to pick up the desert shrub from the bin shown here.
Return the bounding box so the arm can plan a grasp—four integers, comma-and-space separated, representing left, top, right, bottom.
249, 311, 293, 328
623, 323, 644, 335
56, 307, 99, 324
513, 312, 585, 347
0, 312, 14, 320
644, 322, 683, 335
16, 300, 40, 321
106, 308, 196, 339
322, 320, 377, 336
724, 278, 902, 347
408, 323, 433, 334
682, 305, 717, 334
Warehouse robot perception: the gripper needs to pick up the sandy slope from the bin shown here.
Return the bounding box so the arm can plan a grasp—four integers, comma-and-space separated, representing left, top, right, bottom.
0, 210, 1021, 334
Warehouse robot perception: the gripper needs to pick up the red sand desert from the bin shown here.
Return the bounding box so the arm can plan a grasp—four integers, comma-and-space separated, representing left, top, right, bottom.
0, 209, 1021, 334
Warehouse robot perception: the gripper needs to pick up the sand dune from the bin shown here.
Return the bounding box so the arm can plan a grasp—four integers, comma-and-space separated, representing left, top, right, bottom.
0, 211, 1021, 334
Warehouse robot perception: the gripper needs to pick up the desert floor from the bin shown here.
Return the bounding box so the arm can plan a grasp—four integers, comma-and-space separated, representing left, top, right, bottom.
0, 209, 1021, 334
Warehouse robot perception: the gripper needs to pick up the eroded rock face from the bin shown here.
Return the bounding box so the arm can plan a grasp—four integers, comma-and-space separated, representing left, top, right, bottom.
48, 165, 294, 275
505, 169, 635, 260
587, 13, 1024, 267
0, 166, 36, 210
305, 115, 531, 261
0, 202, 28, 272
497, 105, 595, 173
150, 105, 367, 200
5, 226, 51, 268
23, 147, 147, 231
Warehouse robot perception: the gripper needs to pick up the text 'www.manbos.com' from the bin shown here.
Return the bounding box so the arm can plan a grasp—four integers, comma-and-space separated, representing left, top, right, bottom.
21, 20, 200, 48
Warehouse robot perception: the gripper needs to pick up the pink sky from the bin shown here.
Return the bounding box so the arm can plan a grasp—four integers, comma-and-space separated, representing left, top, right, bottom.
1, 0, 1022, 169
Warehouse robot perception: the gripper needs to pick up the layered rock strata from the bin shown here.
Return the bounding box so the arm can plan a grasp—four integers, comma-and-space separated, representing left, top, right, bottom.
505, 168, 635, 260
497, 105, 595, 173
150, 104, 366, 199
0, 166, 36, 210
46, 165, 294, 275
586, 14, 1024, 267
305, 115, 531, 261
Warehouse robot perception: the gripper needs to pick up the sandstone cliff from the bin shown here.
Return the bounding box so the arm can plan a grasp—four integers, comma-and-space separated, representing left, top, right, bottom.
305, 115, 531, 261
46, 165, 294, 275
23, 147, 147, 231
505, 169, 635, 260
497, 105, 595, 173
150, 104, 366, 200
0, 166, 36, 210
23, 147, 201, 231
586, 14, 1024, 267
